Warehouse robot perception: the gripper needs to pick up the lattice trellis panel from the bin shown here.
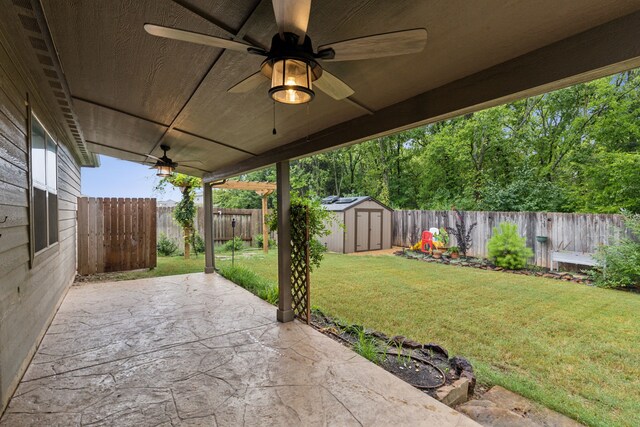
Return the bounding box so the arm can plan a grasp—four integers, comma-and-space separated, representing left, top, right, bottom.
290, 205, 310, 323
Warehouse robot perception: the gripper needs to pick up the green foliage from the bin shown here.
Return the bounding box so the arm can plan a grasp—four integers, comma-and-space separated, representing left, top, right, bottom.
268, 193, 335, 271
156, 173, 201, 230
449, 246, 460, 254
446, 208, 477, 257
258, 283, 279, 305
254, 233, 276, 248
353, 330, 381, 364
209, 70, 640, 215
191, 234, 205, 255
218, 265, 278, 305
487, 223, 534, 269
156, 233, 178, 256
593, 211, 640, 288
222, 236, 245, 252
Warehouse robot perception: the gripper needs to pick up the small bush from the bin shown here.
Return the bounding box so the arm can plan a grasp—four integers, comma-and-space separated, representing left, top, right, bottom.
191, 234, 205, 255
255, 233, 277, 249
157, 233, 178, 256
222, 236, 245, 252
487, 222, 533, 269
593, 211, 640, 288
219, 265, 278, 305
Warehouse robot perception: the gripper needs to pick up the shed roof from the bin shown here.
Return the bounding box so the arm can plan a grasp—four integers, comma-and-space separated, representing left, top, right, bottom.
321, 196, 390, 212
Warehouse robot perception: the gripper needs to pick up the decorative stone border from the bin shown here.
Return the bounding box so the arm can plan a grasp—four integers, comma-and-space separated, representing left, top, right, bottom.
311, 312, 476, 407
397, 250, 593, 285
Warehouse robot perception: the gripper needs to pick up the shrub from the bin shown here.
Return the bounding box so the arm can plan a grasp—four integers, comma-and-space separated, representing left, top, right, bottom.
191, 233, 205, 255
487, 222, 533, 269
157, 233, 178, 256
254, 233, 276, 248
446, 208, 477, 257
593, 211, 640, 288
222, 236, 245, 252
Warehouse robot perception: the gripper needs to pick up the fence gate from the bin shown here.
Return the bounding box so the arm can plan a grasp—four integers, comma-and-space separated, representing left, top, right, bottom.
77, 197, 157, 275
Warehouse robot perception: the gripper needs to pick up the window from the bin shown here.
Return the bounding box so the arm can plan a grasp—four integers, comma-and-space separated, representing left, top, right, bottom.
31, 114, 58, 253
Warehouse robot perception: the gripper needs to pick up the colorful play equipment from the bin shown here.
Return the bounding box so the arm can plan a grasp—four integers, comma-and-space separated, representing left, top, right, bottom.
420, 230, 433, 253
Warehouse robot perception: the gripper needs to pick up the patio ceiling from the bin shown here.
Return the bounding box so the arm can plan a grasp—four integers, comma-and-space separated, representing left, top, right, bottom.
19, 0, 640, 176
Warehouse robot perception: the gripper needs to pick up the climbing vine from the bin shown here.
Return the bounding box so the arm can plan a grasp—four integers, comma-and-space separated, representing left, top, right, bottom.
156, 173, 201, 258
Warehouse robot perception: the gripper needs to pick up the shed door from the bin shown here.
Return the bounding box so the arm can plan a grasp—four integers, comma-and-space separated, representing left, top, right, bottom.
369, 211, 382, 250
355, 211, 369, 252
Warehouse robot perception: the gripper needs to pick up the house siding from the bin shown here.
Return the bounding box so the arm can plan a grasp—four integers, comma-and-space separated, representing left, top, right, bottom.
0, 36, 80, 414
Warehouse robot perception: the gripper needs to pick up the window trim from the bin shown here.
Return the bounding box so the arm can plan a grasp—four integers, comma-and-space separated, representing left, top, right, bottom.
29, 105, 60, 266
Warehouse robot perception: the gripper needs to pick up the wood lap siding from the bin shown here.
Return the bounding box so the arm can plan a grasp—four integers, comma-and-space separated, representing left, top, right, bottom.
0, 44, 80, 413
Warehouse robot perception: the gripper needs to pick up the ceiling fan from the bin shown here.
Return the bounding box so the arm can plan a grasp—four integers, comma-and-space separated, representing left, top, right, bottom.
86, 140, 204, 176
144, 0, 427, 105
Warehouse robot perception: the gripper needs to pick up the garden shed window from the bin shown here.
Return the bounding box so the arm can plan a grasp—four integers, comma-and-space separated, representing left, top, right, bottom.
31, 114, 58, 253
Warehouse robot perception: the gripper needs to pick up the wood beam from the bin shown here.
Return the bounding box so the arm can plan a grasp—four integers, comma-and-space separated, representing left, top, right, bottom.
276, 161, 293, 323
262, 194, 269, 254
211, 180, 276, 192
203, 10, 640, 182
203, 182, 215, 273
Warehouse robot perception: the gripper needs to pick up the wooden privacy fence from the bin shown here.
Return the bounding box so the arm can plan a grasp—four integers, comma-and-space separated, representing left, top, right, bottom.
157, 206, 272, 246
78, 197, 157, 275
392, 210, 630, 268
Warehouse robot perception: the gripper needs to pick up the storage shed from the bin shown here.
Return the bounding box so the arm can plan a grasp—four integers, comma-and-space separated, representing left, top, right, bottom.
319, 196, 393, 254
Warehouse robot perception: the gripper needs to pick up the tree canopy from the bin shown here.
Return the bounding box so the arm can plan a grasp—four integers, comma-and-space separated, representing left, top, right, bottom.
213, 70, 640, 214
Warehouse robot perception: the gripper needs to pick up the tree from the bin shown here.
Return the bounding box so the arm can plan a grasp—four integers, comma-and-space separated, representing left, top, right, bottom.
156, 173, 201, 259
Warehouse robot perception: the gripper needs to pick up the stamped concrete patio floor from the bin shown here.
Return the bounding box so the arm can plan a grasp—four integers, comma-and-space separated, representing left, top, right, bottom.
1, 273, 477, 426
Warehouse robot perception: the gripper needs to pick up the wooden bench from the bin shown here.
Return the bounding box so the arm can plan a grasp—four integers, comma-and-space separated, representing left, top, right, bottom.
550, 251, 597, 271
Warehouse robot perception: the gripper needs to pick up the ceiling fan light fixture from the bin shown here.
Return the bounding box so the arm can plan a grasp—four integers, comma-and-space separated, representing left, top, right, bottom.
154, 162, 174, 177
153, 145, 176, 177
269, 58, 315, 104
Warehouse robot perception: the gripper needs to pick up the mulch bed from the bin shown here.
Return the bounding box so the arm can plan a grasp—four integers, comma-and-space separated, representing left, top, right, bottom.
309, 310, 475, 399
397, 250, 594, 285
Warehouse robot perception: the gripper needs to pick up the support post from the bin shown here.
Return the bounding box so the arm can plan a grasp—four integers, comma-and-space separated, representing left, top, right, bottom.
276, 161, 294, 322
203, 182, 215, 274
262, 194, 269, 254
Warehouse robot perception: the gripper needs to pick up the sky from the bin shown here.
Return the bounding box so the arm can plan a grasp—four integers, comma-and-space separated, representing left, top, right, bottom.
81, 156, 183, 201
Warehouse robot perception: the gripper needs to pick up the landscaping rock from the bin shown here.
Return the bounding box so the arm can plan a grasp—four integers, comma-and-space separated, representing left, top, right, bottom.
457, 400, 539, 427
390, 335, 422, 349
371, 331, 388, 341
423, 343, 449, 358
436, 377, 470, 407
450, 355, 476, 394
459, 386, 584, 427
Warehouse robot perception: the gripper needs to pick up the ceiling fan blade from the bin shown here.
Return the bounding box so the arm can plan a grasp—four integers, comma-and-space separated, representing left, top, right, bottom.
144, 24, 253, 52
228, 71, 267, 93
175, 160, 207, 165
319, 28, 427, 62
314, 70, 354, 100
272, 0, 311, 44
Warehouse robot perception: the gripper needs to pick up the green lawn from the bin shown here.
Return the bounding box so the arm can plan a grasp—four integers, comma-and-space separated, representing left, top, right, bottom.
111, 252, 640, 427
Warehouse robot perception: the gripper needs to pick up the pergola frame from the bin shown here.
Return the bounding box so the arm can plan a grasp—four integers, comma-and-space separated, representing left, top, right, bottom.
202, 179, 276, 273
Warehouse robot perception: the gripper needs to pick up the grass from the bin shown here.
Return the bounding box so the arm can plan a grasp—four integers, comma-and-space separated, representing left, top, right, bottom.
88, 252, 640, 427
216, 252, 640, 427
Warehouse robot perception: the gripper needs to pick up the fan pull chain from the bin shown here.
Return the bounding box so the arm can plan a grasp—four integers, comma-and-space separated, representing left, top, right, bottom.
306, 103, 310, 142
272, 101, 277, 135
